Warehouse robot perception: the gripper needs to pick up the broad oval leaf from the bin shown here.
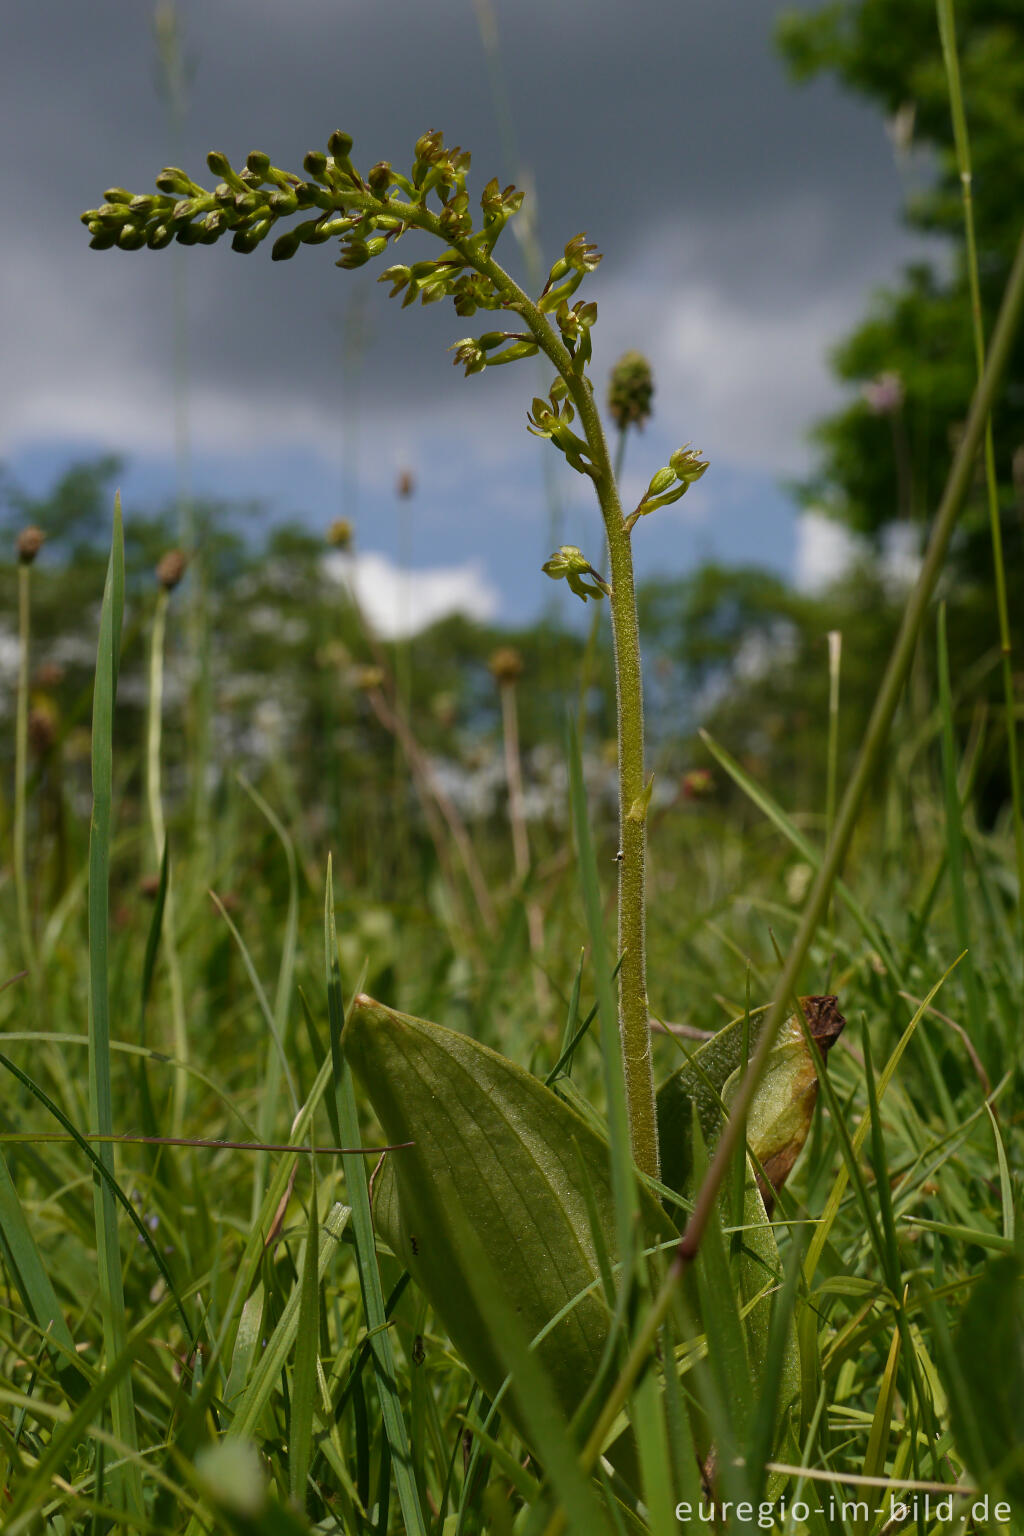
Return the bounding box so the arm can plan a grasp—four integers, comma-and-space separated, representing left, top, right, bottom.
343, 994, 676, 1435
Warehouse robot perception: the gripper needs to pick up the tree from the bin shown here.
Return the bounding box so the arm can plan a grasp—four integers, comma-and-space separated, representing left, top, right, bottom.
777, 0, 1024, 561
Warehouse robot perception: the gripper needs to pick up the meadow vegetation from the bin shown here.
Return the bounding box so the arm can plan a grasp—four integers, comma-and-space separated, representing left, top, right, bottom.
1, 1, 1022, 1531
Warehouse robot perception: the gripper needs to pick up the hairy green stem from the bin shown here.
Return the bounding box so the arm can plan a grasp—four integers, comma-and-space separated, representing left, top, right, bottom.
364, 190, 660, 1172
14, 565, 36, 979
381, 202, 662, 1176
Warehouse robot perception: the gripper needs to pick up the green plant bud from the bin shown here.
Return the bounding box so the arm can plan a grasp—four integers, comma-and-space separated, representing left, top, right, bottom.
206, 150, 242, 187
96, 203, 132, 224
295, 217, 332, 245
201, 210, 228, 236
541, 545, 607, 601
171, 196, 205, 221
129, 194, 156, 215
246, 150, 271, 180
608, 350, 654, 430
103, 187, 133, 205
231, 227, 260, 255
414, 128, 445, 164
271, 228, 302, 262
89, 229, 118, 250
645, 466, 675, 499
196, 223, 221, 245
367, 160, 392, 194
213, 183, 235, 205
266, 190, 297, 217
480, 176, 502, 215
154, 166, 195, 195
233, 191, 264, 216
175, 223, 203, 245
291, 182, 318, 209
336, 239, 369, 269
378, 264, 410, 297
327, 130, 353, 160
450, 339, 485, 376
669, 444, 710, 485
116, 225, 146, 251
303, 150, 329, 181
147, 223, 174, 249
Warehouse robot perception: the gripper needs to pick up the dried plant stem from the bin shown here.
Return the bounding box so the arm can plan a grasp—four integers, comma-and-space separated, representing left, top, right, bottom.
147, 586, 190, 1134
14, 564, 36, 979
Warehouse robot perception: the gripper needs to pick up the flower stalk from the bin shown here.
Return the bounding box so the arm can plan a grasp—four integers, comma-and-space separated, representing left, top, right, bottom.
79, 130, 712, 1179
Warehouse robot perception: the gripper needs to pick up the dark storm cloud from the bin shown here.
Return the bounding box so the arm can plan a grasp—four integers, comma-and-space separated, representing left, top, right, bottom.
2, 0, 932, 497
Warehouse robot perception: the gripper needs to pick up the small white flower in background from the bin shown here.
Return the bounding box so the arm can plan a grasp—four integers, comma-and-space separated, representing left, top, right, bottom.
863, 370, 905, 416
786, 862, 813, 905
195, 1438, 267, 1518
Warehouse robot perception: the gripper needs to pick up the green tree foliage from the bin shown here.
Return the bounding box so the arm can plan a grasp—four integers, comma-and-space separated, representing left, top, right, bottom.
777, 0, 1024, 551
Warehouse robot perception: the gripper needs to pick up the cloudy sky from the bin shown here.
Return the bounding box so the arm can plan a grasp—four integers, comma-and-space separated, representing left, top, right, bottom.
3, 0, 935, 626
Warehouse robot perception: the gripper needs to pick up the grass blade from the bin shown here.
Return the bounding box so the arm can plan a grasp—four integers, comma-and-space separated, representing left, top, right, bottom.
325, 856, 429, 1536
86, 495, 143, 1516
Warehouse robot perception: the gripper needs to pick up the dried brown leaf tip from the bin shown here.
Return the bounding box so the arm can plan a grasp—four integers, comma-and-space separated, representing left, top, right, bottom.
800, 994, 846, 1056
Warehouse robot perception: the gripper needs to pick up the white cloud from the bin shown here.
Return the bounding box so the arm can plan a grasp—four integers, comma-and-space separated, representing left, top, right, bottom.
324, 549, 499, 638
794, 510, 862, 592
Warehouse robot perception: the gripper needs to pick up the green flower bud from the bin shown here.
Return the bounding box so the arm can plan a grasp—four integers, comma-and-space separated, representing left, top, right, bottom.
104, 187, 133, 205
207, 150, 241, 185
88, 227, 117, 249
246, 150, 271, 180
541, 546, 608, 602
367, 160, 391, 195
645, 466, 675, 499
450, 339, 486, 376
231, 226, 260, 254
155, 166, 196, 196
295, 217, 332, 245
414, 129, 444, 164
669, 445, 709, 485
271, 228, 302, 261
268, 189, 298, 216
303, 150, 329, 181
336, 239, 370, 269
608, 351, 654, 431
175, 223, 203, 245
147, 223, 174, 249
327, 130, 354, 161
233, 191, 264, 216
379, 264, 411, 297
117, 225, 146, 251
